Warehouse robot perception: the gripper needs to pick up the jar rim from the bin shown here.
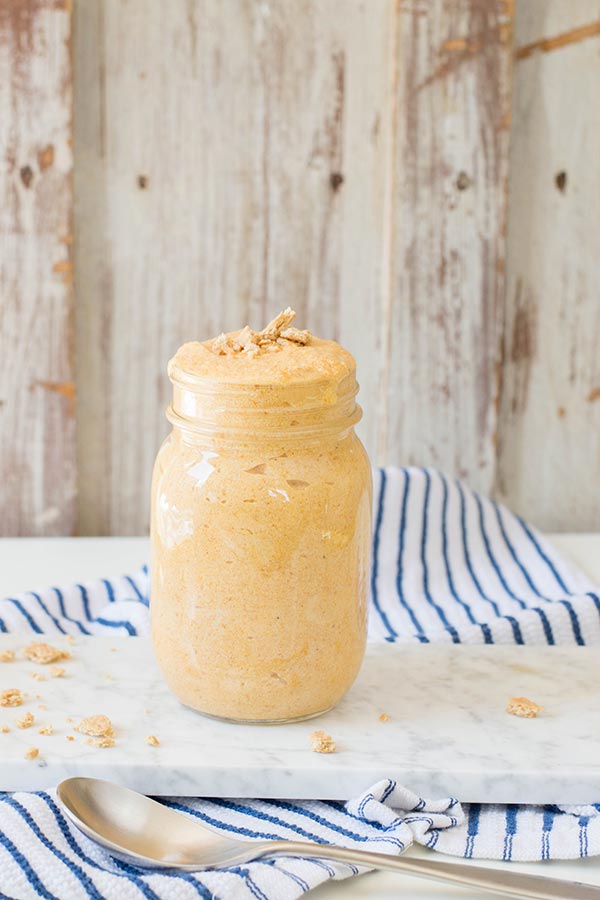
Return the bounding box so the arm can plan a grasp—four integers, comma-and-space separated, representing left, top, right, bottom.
167, 368, 362, 440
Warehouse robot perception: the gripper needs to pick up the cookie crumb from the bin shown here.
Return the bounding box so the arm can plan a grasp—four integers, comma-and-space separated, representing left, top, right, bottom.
260, 307, 296, 341
310, 729, 336, 754
25, 747, 39, 760
49, 666, 66, 678
75, 714, 114, 738
145, 734, 160, 746
506, 697, 543, 719
280, 326, 311, 345
1, 725, 10, 733
38, 725, 54, 736
1, 688, 23, 707
66, 735, 75, 741
0, 650, 15, 663
24, 642, 70, 665
16, 712, 34, 729
30, 672, 46, 682
379, 713, 390, 723
66, 635, 76, 645
212, 332, 232, 355
85, 736, 115, 748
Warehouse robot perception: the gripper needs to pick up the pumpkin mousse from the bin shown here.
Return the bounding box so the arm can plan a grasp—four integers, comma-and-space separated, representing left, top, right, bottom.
151, 310, 372, 722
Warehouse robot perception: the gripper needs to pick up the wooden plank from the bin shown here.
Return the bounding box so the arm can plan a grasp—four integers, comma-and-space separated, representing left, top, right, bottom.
0, 0, 74, 536
495, 0, 600, 530
74, 0, 392, 535
381, 0, 513, 491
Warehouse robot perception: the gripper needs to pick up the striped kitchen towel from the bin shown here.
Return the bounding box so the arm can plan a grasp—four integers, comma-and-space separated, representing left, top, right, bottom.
1, 466, 600, 900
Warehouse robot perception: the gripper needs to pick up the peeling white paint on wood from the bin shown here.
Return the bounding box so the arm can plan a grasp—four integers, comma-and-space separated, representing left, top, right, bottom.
0, 0, 74, 536
2, 0, 597, 536
381, 0, 513, 493
74, 0, 394, 535
496, 0, 600, 530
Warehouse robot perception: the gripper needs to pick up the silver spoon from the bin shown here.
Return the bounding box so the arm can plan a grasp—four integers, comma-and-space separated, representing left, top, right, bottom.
57, 777, 598, 899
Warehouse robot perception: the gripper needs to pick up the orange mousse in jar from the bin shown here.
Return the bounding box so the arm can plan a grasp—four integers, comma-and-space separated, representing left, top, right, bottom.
150, 309, 372, 723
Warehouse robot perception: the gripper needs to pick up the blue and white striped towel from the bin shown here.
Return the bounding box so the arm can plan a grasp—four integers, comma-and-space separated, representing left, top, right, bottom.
1, 466, 600, 900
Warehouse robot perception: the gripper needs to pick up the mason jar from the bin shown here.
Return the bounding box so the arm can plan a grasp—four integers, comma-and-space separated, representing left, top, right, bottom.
150, 326, 372, 723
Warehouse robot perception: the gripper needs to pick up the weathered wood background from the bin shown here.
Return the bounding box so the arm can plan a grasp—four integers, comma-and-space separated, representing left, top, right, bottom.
1, 0, 599, 536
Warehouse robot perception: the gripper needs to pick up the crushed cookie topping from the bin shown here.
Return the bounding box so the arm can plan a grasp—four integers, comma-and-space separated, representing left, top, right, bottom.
506, 696, 543, 719
1, 688, 23, 707
259, 307, 296, 341
310, 729, 337, 754
16, 712, 34, 729
211, 308, 312, 357
25, 747, 39, 760
0, 650, 15, 663
75, 714, 114, 738
145, 735, 160, 747
24, 642, 70, 665
279, 326, 311, 345
38, 725, 54, 736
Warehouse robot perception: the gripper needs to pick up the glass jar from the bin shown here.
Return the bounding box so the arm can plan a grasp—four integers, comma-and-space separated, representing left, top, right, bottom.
150, 334, 372, 724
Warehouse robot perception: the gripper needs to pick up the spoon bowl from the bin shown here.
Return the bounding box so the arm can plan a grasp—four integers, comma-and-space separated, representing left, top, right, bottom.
57, 777, 600, 899
57, 777, 265, 869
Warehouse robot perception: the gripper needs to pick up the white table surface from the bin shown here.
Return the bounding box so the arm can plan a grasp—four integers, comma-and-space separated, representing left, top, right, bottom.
1, 534, 600, 899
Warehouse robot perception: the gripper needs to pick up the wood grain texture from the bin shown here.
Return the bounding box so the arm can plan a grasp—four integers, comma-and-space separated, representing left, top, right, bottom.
0, 0, 74, 536
495, 0, 600, 531
74, 0, 392, 535
381, 0, 513, 492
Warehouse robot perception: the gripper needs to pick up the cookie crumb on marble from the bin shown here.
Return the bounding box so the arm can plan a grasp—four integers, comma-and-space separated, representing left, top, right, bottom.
310, 729, 336, 754
1, 725, 10, 733
16, 712, 34, 729
145, 734, 160, 746
39, 725, 54, 735
50, 666, 66, 678
0, 650, 15, 663
25, 747, 39, 760
75, 714, 114, 738
23, 642, 70, 665
379, 713, 390, 723
30, 672, 46, 682
85, 736, 116, 749
506, 696, 543, 719
66, 735, 75, 741
0, 688, 23, 707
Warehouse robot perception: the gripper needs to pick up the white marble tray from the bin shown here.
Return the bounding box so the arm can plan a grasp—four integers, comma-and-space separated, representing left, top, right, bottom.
0, 635, 598, 803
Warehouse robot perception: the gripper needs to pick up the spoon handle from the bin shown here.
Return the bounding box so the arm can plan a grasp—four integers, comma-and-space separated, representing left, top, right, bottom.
259, 841, 599, 899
